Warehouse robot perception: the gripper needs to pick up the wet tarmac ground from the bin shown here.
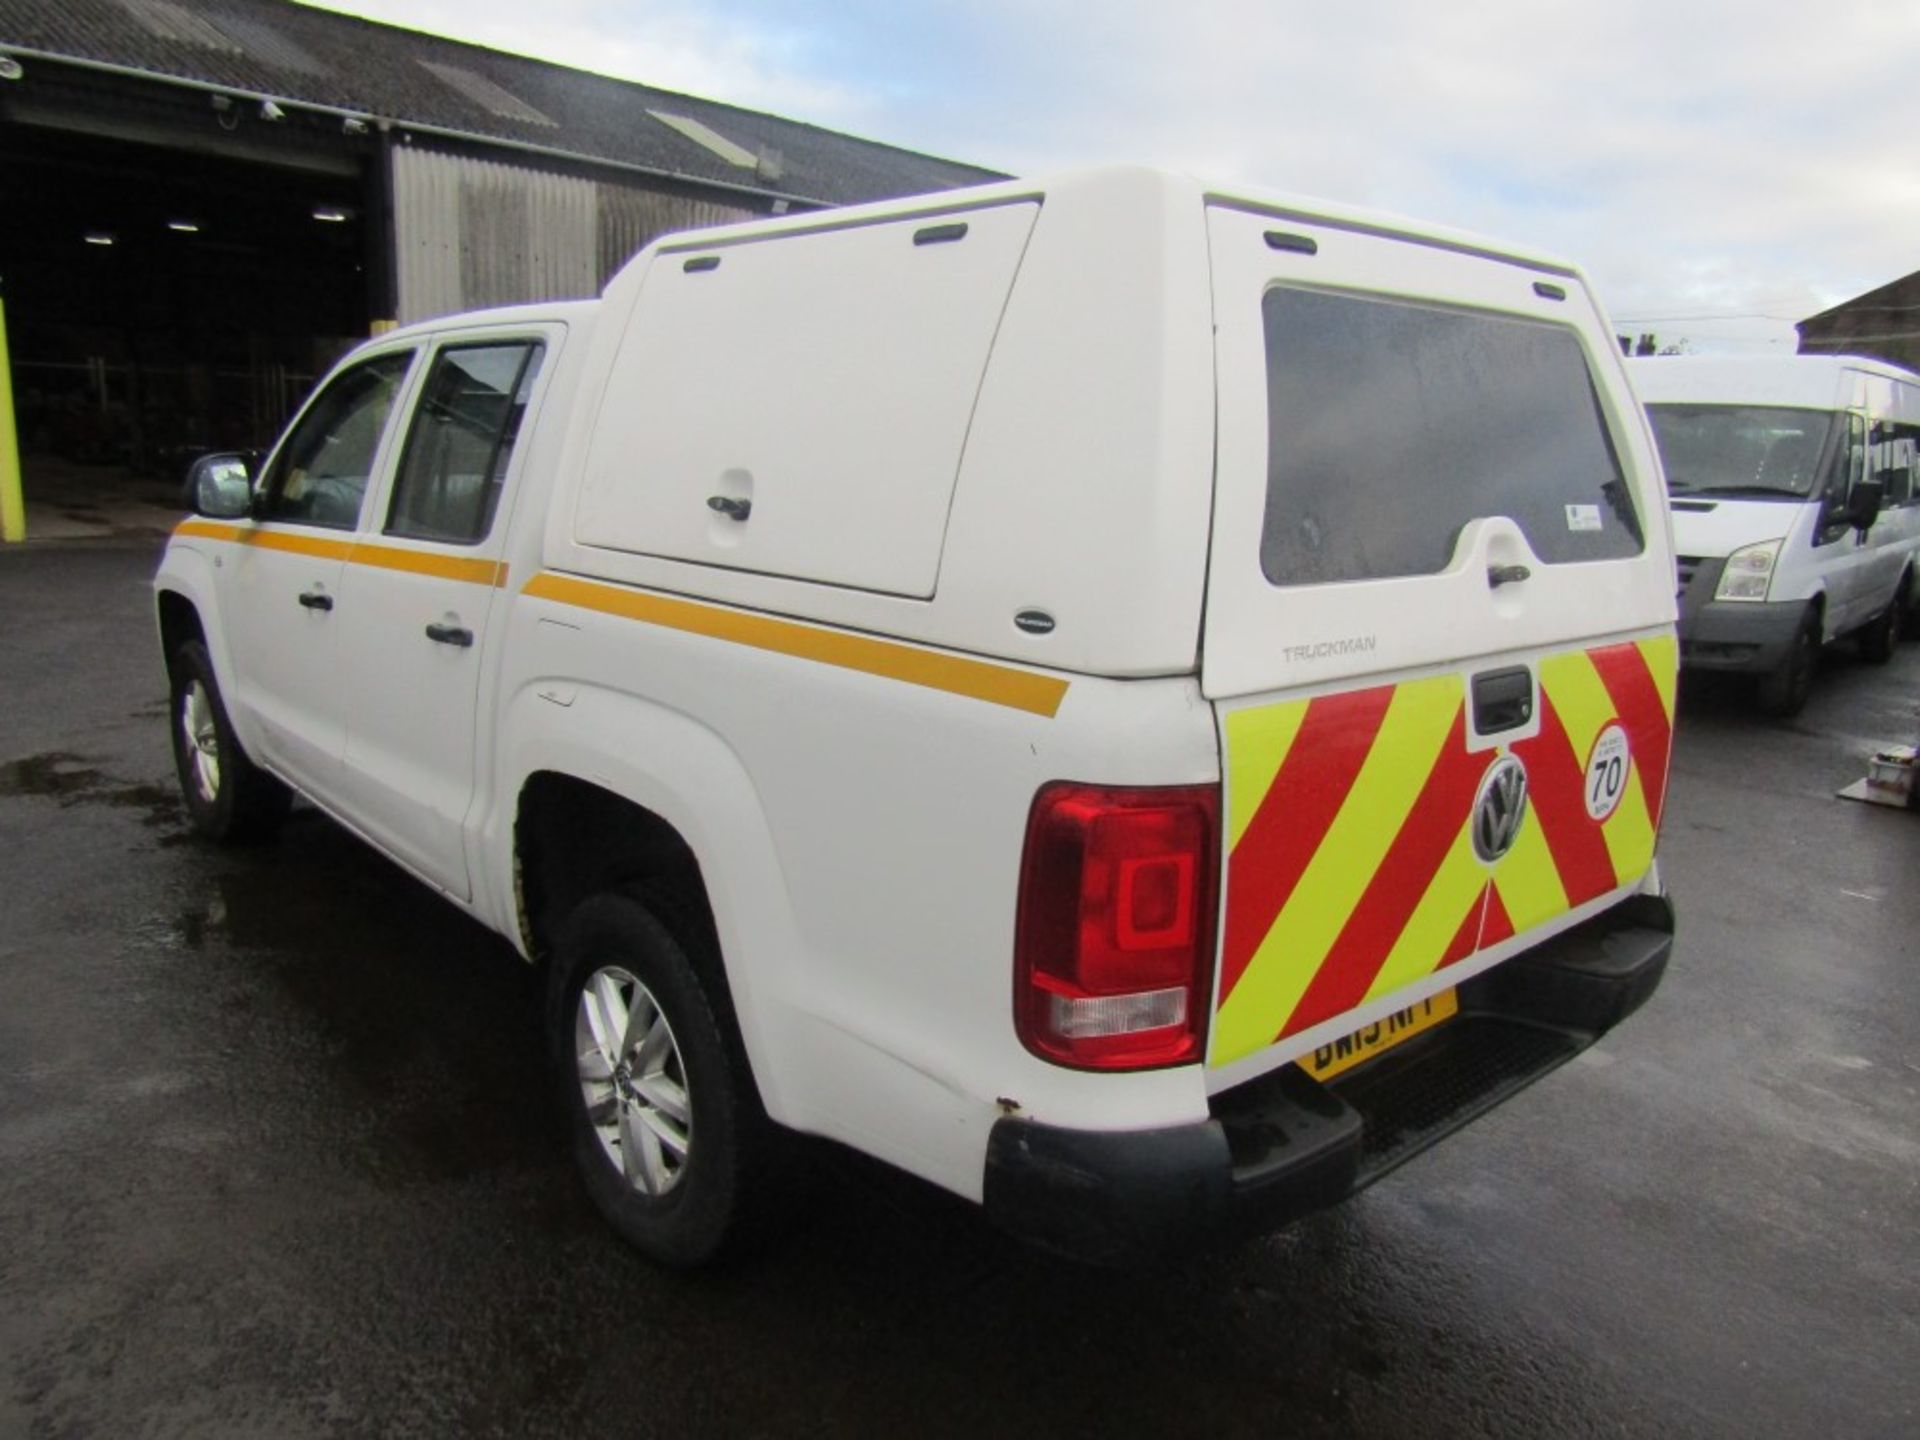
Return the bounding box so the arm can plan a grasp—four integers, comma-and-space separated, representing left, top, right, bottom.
1, 540, 1916, 1439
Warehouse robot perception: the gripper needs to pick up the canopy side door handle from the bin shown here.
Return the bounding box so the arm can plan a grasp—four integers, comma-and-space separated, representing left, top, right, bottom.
297, 589, 333, 611
425, 622, 473, 648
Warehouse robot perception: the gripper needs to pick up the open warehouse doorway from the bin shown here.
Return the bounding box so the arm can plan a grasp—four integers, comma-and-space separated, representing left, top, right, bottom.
0, 122, 372, 523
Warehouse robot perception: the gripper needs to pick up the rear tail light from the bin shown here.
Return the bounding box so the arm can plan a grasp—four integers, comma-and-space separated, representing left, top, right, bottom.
1014, 782, 1220, 1070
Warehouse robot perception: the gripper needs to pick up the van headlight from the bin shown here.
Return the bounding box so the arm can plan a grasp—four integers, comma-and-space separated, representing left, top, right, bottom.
1715, 538, 1782, 602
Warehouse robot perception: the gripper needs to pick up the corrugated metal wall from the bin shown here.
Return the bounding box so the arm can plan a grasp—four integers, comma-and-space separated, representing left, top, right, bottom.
392, 145, 755, 324
597, 185, 754, 286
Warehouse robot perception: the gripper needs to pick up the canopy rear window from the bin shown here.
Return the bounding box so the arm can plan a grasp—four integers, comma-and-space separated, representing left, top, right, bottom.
1259, 288, 1642, 587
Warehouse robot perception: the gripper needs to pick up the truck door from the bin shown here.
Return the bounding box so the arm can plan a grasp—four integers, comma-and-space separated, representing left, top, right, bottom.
1198, 204, 1678, 1084
332, 335, 549, 900
215, 350, 415, 805
1811, 408, 1870, 634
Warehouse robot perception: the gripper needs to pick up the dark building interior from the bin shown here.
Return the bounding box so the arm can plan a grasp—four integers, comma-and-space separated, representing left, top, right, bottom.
1, 123, 370, 475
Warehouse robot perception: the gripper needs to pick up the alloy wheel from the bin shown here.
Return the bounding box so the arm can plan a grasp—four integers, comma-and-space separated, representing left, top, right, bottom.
179, 680, 222, 803
575, 965, 692, 1195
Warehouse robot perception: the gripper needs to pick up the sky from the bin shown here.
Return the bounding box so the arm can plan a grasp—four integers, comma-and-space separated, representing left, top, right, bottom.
303, 0, 1920, 354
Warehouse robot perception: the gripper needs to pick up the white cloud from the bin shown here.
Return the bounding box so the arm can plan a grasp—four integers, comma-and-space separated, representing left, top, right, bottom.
928, 1, 1920, 349
303, 0, 1920, 351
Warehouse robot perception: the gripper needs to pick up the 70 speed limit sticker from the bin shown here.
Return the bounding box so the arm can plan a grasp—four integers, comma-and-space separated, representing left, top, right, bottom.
1584, 723, 1632, 821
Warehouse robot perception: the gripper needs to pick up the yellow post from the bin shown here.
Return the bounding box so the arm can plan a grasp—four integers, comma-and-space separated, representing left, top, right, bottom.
0, 278, 23, 542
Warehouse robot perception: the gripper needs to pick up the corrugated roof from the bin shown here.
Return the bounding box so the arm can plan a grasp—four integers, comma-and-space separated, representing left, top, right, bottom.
0, 0, 1005, 204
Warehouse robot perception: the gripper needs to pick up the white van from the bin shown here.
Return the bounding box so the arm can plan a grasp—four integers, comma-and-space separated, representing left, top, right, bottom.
156, 168, 1680, 1264
1630, 354, 1920, 715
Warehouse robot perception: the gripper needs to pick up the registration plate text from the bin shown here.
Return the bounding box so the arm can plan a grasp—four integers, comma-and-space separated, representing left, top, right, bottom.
1298, 988, 1459, 1081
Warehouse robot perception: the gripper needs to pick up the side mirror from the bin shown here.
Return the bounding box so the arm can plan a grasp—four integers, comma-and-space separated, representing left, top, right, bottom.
184, 453, 253, 519
1847, 477, 1886, 531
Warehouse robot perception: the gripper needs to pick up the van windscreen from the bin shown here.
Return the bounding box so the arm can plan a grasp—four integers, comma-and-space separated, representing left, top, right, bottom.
1258, 288, 1641, 587
1643, 404, 1836, 499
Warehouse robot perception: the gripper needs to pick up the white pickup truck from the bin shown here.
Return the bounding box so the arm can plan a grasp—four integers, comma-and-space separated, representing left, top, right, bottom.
155, 167, 1679, 1266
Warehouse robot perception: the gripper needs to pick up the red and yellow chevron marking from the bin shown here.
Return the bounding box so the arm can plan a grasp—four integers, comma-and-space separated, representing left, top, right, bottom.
1211, 633, 1677, 1069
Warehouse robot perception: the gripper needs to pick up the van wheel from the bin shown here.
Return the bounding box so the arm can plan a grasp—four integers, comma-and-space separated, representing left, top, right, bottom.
1757, 608, 1820, 718
549, 890, 774, 1267
168, 640, 291, 842
1857, 592, 1901, 664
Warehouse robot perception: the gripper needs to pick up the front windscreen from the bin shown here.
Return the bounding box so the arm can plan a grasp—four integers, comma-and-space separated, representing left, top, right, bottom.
1259, 287, 1642, 587
1643, 404, 1837, 500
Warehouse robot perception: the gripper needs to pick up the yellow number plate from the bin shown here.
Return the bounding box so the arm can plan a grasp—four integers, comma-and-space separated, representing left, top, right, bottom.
1297, 988, 1459, 1081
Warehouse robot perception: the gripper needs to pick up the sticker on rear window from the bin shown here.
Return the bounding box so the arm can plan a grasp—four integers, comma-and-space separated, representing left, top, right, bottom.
1566, 503, 1603, 532
1585, 723, 1631, 820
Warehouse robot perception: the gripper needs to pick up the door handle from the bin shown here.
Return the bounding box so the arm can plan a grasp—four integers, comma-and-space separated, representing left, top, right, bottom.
425, 622, 473, 648
298, 589, 333, 611
1487, 563, 1532, 589
707, 495, 752, 521
1472, 665, 1534, 734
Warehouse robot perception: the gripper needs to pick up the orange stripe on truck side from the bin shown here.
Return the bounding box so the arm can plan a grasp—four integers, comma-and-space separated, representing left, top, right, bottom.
169, 522, 1067, 716
521, 572, 1071, 719
171, 519, 509, 587
174, 518, 355, 562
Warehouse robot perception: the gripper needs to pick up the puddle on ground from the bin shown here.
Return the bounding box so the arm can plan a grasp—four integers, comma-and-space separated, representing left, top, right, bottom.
0, 752, 183, 828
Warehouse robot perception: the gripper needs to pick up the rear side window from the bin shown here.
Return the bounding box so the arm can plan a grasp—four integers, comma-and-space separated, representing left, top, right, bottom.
387, 342, 545, 545
1259, 289, 1641, 587
1870, 417, 1918, 507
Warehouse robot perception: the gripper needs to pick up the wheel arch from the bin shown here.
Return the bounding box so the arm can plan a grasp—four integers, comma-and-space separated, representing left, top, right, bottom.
156, 587, 206, 665
153, 549, 239, 693
499, 696, 803, 1123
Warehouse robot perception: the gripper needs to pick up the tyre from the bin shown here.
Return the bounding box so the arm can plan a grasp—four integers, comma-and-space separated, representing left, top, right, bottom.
168, 640, 292, 842
549, 890, 775, 1267
1756, 607, 1820, 718
1857, 589, 1901, 665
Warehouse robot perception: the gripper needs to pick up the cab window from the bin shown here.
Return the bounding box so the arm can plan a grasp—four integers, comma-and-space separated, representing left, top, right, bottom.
1816, 415, 1867, 545
386, 342, 546, 546
258, 352, 413, 530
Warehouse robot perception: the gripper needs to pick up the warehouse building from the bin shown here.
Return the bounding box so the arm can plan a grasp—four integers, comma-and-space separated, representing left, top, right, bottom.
1797, 271, 1920, 373
0, 0, 999, 485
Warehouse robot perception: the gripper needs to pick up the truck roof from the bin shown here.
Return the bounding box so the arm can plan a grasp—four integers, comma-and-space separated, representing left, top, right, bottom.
608, 165, 1587, 294
377, 298, 601, 343
1628, 352, 1920, 407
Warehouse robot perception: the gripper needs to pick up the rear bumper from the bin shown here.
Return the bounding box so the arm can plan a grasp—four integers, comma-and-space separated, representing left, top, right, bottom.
983, 892, 1674, 1263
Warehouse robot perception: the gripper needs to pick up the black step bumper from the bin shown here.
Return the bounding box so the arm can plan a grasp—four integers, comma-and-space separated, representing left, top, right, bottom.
983, 893, 1674, 1263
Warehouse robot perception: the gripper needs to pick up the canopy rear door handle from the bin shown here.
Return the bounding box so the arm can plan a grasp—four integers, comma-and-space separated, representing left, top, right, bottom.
297, 589, 333, 611
707, 495, 752, 521
425, 622, 473, 648
1472, 665, 1534, 734
1487, 563, 1532, 588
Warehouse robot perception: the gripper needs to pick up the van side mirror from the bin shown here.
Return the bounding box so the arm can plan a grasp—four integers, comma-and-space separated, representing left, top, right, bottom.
1846, 477, 1885, 531
184, 453, 254, 519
